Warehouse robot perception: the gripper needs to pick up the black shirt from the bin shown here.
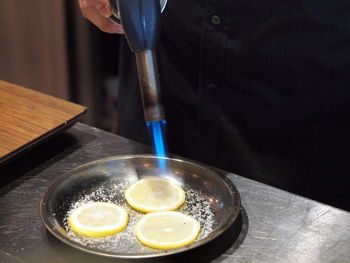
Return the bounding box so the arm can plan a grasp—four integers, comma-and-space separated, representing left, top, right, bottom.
116, 0, 350, 210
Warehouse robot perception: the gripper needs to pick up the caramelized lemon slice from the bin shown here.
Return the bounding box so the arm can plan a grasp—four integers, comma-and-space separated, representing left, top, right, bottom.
135, 211, 200, 250
68, 202, 128, 238
125, 177, 185, 213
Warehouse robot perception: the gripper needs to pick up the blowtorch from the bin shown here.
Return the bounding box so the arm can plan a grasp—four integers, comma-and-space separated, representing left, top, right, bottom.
109, 0, 168, 158
109, 0, 165, 123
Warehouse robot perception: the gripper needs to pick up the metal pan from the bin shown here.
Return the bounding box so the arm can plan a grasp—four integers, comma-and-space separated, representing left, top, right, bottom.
40, 155, 241, 259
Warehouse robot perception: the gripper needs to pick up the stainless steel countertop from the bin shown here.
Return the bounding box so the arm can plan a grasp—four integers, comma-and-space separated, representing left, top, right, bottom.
0, 123, 349, 263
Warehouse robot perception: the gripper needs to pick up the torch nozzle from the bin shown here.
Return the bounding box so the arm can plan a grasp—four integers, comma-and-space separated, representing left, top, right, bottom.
135, 49, 165, 122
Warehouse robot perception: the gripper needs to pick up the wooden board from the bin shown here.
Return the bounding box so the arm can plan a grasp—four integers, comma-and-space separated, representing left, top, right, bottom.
0, 80, 87, 164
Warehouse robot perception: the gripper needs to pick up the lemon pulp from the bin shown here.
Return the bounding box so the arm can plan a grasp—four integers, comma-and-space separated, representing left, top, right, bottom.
125, 177, 185, 213
68, 202, 128, 238
135, 211, 200, 250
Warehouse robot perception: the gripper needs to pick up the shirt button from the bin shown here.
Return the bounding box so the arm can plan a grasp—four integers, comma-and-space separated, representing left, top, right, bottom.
211, 15, 221, 25
206, 83, 216, 91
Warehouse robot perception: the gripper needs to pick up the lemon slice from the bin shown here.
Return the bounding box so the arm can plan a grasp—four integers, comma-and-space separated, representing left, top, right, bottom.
125, 177, 185, 213
135, 211, 200, 250
68, 202, 128, 238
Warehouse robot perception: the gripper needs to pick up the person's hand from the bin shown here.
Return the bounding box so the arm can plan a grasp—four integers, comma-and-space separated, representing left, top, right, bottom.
77, 0, 123, 34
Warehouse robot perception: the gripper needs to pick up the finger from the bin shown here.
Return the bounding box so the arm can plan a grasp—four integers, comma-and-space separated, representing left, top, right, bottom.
77, 0, 124, 34
78, 0, 112, 17
84, 8, 124, 34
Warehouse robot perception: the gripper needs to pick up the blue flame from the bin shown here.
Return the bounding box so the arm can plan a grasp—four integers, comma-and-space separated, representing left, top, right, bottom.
146, 120, 168, 171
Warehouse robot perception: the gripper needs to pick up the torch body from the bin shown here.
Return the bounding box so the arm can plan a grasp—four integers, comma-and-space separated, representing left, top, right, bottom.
109, 0, 165, 122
